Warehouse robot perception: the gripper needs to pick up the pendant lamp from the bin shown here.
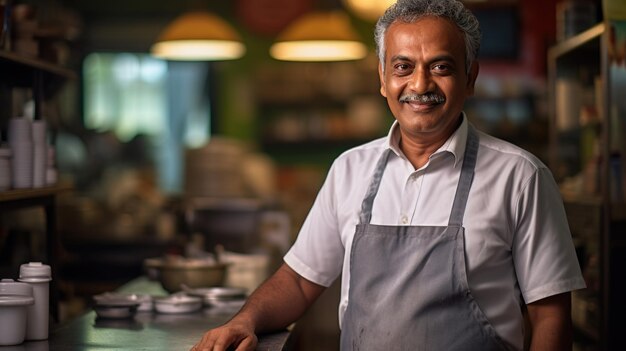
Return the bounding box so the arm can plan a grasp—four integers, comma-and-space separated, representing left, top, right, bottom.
342, 0, 395, 22
151, 11, 246, 61
269, 11, 367, 62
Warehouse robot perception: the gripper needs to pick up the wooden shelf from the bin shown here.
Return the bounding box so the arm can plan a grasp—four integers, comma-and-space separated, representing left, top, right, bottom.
549, 20, 626, 347
0, 183, 72, 204
548, 23, 604, 60
0, 50, 76, 80
0, 34, 77, 325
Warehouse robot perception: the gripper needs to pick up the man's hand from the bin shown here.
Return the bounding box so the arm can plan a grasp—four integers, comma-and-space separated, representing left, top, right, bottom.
190, 264, 326, 351
191, 318, 258, 351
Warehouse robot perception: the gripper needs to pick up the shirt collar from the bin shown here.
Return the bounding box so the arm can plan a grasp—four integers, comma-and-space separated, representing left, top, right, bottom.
386, 112, 469, 168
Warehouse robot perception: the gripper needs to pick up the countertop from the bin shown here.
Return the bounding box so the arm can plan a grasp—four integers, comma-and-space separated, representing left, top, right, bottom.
9, 277, 291, 351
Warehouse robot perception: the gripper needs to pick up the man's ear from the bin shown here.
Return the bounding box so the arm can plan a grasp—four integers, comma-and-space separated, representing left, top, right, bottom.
466, 61, 479, 96
378, 62, 387, 98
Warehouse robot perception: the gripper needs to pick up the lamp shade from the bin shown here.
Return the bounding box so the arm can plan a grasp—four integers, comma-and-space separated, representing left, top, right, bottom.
269, 11, 368, 62
151, 11, 246, 61
342, 0, 395, 22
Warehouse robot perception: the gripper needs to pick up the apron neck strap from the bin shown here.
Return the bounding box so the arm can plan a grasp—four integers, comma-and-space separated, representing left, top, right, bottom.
359, 149, 392, 224
448, 125, 479, 227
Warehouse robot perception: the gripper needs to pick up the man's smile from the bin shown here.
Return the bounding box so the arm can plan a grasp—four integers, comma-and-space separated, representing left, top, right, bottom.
399, 93, 446, 111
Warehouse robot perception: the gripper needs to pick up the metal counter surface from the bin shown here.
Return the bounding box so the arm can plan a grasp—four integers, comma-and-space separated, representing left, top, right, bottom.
14, 277, 290, 351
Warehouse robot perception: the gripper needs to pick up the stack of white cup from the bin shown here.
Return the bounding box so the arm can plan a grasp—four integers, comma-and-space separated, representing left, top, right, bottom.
8, 117, 33, 189
31, 120, 48, 188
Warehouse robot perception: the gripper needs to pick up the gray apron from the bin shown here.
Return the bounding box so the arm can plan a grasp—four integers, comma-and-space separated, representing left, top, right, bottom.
340, 126, 511, 351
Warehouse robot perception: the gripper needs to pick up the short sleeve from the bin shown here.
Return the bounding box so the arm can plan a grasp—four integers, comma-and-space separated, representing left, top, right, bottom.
512, 167, 586, 303
283, 161, 345, 287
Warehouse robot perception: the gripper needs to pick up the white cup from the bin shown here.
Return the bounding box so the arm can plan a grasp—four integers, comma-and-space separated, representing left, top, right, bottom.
18, 263, 52, 341
31, 120, 47, 145
32, 143, 47, 188
10, 141, 33, 189
8, 118, 32, 144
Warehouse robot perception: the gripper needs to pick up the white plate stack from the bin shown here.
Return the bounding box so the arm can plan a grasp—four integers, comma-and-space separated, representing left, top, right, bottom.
31, 120, 47, 188
0, 146, 11, 191
8, 117, 33, 189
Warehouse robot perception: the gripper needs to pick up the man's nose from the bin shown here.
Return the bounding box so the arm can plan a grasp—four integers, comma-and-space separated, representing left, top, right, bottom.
407, 67, 434, 94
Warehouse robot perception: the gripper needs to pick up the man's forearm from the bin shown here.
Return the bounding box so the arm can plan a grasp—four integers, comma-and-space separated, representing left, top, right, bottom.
527, 292, 572, 351
529, 319, 572, 351
229, 263, 326, 334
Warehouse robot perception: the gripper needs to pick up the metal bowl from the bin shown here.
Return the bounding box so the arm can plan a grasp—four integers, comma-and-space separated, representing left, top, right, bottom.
144, 256, 229, 293
93, 295, 140, 319
153, 294, 202, 314
94, 292, 153, 312
184, 286, 248, 308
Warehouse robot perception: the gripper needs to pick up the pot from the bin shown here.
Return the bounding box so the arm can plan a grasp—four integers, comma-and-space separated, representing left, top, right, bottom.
144, 256, 229, 293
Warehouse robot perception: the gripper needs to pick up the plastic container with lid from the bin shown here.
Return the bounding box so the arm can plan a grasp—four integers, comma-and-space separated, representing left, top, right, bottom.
0, 279, 34, 346
18, 262, 52, 340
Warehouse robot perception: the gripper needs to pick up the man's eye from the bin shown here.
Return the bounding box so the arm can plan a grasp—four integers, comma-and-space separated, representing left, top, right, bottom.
432, 64, 451, 73
394, 63, 412, 74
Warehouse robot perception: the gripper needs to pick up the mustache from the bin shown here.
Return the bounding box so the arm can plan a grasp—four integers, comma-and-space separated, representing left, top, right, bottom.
399, 93, 446, 104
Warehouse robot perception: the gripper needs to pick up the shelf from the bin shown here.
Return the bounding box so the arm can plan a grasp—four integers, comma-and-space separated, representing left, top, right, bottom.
0, 50, 77, 80
548, 23, 604, 60
547, 19, 626, 348
0, 17, 78, 324
0, 183, 72, 204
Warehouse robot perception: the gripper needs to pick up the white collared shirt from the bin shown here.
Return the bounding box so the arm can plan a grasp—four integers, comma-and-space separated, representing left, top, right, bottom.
284, 114, 585, 350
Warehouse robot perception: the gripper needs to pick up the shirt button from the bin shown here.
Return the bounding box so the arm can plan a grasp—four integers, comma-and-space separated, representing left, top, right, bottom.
401, 215, 409, 224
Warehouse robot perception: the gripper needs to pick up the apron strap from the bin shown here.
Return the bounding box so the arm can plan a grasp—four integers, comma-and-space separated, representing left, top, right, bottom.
448, 125, 479, 227
359, 149, 392, 224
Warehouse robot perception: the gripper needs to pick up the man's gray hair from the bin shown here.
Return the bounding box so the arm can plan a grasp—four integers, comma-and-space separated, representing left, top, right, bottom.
375, 0, 481, 73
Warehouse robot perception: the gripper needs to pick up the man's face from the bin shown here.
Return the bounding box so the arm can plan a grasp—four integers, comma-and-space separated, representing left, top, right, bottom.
378, 16, 478, 142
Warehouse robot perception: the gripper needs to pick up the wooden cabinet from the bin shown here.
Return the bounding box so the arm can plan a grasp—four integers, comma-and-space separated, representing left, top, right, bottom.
548, 22, 626, 350
0, 50, 76, 321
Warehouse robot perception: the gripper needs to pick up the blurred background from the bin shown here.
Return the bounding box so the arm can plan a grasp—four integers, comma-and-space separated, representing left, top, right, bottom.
1, 0, 623, 350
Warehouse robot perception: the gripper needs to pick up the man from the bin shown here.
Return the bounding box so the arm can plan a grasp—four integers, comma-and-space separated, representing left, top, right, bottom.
192, 0, 585, 350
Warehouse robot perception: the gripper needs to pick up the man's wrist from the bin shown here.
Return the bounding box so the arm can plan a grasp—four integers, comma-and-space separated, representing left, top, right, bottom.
228, 311, 258, 333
